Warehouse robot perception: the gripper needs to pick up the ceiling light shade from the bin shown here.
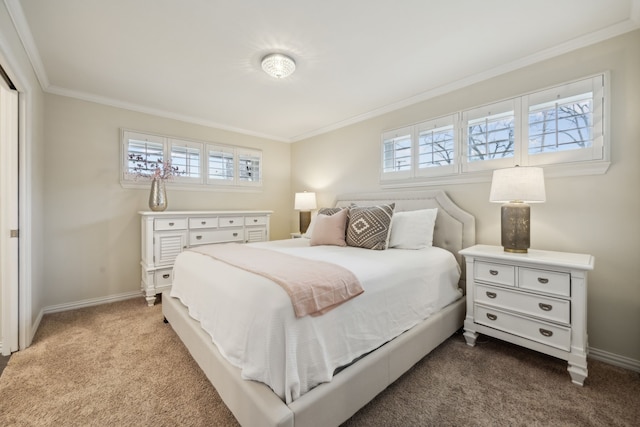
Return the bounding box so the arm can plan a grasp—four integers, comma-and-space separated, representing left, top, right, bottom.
261, 53, 296, 79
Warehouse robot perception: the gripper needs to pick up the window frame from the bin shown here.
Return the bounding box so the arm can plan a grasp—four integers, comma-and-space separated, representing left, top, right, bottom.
380, 73, 610, 187
120, 129, 263, 191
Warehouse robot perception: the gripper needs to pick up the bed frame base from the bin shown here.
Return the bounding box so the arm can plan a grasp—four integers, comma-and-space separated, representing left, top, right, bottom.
162, 292, 465, 427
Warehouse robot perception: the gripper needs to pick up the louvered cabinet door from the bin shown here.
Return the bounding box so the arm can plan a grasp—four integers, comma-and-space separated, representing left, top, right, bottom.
154, 231, 187, 266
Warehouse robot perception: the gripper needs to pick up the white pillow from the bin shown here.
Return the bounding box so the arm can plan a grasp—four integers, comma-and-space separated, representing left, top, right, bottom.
389, 208, 438, 249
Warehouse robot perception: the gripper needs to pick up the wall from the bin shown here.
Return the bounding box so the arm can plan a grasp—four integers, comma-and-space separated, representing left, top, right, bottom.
291, 31, 640, 363
43, 95, 291, 308
0, 2, 46, 347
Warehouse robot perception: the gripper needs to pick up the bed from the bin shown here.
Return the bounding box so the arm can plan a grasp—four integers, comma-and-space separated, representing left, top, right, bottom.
162, 189, 475, 427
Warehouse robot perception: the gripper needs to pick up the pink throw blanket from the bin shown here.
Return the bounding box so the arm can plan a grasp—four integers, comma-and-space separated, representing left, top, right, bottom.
188, 243, 364, 317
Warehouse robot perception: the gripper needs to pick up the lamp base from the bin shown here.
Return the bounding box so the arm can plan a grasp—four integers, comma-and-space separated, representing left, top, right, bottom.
299, 211, 311, 234
501, 202, 530, 253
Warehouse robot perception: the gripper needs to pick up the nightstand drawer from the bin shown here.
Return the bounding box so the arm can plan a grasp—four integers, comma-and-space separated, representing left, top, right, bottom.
519, 267, 570, 297
189, 229, 244, 245
245, 216, 267, 226
475, 304, 570, 351
476, 284, 570, 325
219, 216, 244, 227
475, 261, 515, 287
155, 218, 188, 231
189, 217, 218, 229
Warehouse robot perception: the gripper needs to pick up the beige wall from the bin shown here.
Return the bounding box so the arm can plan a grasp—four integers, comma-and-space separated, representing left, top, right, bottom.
0, 2, 46, 345
43, 95, 291, 307
292, 31, 640, 362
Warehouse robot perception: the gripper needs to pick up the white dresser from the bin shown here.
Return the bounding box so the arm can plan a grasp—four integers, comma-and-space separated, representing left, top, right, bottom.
139, 210, 272, 306
460, 244, 594, 385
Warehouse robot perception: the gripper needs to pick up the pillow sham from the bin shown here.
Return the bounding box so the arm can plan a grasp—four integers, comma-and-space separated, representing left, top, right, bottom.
346, 203, 395, 250
303, 207, 344, 238
389, 208, 438, 249
309, 208, 348, 247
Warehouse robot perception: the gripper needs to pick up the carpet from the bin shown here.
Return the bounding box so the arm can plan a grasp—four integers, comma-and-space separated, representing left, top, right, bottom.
0, 298, 638, 426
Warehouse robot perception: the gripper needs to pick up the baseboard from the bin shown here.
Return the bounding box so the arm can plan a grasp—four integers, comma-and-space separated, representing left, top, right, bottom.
589, 346, 640, 373
28, 308, 44, 348
43, 291, 142, 315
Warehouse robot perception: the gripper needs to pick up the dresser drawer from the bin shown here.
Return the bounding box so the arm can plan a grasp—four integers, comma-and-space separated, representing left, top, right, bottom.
154, 218, 187, 231
154, 268, 173, 286
475, 261, 515, 287
475, 304, 570, 351
476, 284, 570, 325
188, 217, 218, 229
519, 267, 570, 297
189, 229, 244, 245
218, 216, 244, 227
245, 216, 268, 226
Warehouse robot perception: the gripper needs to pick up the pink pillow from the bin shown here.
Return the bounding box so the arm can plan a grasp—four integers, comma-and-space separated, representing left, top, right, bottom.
310, 208, 348, 247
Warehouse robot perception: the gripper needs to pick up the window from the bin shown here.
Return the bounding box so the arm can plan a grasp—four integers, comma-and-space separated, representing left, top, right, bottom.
121, 130, 263, 189
206, 144, 262, 186
238, 149, 262, 184
381, 126, 412, 179
416, 115, 457, 176
207, 145, 235, 183
169, 139, 203, 184
380, 74, 607, 184
462, 99, 518, 172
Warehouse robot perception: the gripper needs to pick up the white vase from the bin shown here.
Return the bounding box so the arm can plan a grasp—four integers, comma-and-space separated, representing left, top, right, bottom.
148, 178, 167, 211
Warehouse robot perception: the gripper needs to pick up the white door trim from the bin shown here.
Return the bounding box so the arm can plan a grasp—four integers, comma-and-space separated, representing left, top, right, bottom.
0, 72, 19, 355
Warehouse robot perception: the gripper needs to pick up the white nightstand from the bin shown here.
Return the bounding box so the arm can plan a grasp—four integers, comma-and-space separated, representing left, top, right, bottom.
460, 244, 594, 385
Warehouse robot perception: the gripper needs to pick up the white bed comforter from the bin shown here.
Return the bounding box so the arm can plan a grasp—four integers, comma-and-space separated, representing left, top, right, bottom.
169, 239, 462, 404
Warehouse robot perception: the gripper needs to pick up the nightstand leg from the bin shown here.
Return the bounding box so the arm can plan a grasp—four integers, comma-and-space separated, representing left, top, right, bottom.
463, 319, 478, 346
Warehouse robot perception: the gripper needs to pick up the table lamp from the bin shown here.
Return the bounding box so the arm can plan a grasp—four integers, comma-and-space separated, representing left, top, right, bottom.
489, 166, 546, 253
294, 192, 317, 234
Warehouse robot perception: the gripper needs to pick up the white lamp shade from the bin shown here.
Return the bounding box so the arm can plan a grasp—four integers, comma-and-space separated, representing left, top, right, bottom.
489, 166, 546, 203
294, 192, 317, 211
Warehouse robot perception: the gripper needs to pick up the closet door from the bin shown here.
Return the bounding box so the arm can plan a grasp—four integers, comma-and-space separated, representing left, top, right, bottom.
0, 70, 19, 355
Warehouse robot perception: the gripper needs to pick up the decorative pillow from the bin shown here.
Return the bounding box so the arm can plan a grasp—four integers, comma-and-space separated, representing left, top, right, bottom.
346, 203, 395, 250
309, 208, 348, 247
303, 207, 344, 238
318, 207, 343, 216
389, 208, 438, 249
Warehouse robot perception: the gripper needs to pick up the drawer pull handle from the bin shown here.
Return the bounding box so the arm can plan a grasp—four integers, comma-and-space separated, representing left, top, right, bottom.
253, 219, 258, 223
489, 270, 499, 276
233, 232, 238, 237
229, 220, 234, 224
486, 291, 497, 299
539, 328, 553, 337
538, 277, 549, 284
168, 222, 174, 226
196, 235, 202, 240
201, 221, 206, 225
486, 313, 497, 321
539, 303, 553, 311
162, 274, 170, 279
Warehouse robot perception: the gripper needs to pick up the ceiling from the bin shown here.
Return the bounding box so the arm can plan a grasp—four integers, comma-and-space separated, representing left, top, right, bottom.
7, 0, 640, 142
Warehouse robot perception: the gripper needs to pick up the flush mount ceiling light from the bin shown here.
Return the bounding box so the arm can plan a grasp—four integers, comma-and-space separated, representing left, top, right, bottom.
261, 53, 296, 79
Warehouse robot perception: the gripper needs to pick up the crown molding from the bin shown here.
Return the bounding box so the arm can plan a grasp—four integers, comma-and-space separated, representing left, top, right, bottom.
5, 0, 639, 143
290, 17, 640, 142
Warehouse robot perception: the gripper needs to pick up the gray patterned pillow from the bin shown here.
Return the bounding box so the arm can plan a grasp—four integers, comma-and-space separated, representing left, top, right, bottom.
318, 207, 343, 216
346, 203, 395, 250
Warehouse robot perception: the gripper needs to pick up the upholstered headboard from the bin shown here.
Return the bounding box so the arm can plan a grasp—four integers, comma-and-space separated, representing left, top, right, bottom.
334, 190, 476, 288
